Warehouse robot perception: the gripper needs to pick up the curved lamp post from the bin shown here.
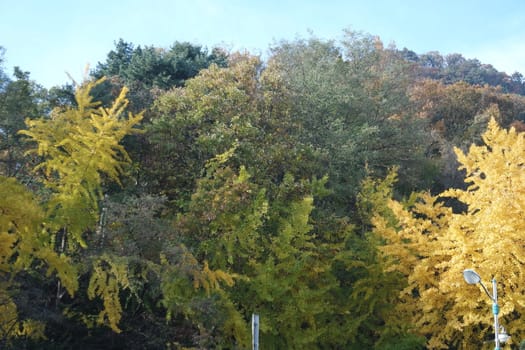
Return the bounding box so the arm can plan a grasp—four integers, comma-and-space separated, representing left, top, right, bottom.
463, 269, 508, 349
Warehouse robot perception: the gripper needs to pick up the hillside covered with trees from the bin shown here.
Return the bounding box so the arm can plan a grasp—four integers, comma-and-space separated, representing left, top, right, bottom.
1, 30, 525, 349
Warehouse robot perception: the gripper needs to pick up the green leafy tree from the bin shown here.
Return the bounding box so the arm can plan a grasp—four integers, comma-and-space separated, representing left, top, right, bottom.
92, 39, 228, 113
95, 39, 227, 90
92, 40, 231, 200
147, 52, 311, 204
268, 31, 434, 213
173, 148, 416, 349
0, 64, 44, 179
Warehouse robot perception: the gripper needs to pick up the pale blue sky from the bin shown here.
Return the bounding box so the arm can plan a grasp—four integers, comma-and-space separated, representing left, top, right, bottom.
1, 0, 525, 88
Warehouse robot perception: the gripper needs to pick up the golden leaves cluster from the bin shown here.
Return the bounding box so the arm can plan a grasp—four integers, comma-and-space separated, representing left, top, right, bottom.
374, 111, 525, 348
20, 78, 143, 247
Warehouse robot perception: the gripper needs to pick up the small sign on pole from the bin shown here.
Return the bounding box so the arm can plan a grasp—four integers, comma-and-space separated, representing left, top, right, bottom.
252, 313, 259, 350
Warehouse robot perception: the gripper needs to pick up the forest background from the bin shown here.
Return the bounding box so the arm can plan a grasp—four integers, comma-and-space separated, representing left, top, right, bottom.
2, 27, 525, 349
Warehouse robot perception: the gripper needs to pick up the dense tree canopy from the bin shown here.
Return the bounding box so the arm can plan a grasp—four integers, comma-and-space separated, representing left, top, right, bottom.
1, 29, 525, 349
92, 39, 228, 113
399, 48, 525, 94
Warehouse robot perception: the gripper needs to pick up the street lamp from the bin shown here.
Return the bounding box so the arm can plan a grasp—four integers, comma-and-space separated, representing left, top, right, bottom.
463, 269, 508, 349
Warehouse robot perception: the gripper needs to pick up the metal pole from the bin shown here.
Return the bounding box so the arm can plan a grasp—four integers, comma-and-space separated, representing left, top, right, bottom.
492, 278, 500, 350
252, 313, 259, 350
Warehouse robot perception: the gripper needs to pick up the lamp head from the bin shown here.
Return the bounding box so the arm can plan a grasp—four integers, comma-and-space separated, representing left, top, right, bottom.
463, 269, 481, 285
498, 326, 510, 343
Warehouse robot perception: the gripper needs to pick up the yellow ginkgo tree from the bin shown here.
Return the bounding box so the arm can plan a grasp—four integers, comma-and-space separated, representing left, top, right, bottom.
374, 109, 525, 349
20, 78, 143, 249
0, 78, 146, 340
0, 77, 143, 344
